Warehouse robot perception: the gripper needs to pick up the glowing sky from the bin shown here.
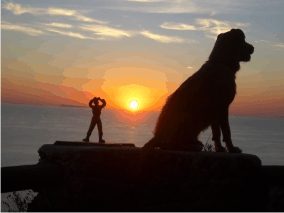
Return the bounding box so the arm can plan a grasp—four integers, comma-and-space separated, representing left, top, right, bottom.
2, 0, 284, 115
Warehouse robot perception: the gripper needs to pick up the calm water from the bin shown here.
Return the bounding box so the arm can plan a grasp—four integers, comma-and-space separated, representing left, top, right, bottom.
1, 103, 284, 166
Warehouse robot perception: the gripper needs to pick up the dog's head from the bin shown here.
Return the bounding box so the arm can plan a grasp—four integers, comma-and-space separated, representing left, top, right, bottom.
209, 29, 254, 63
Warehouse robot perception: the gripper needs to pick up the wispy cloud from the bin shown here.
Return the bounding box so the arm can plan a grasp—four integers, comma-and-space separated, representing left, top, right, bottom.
106, 0, 213, 15
252, 40, 284, 50
117, 1, 260, 15
161, 19, 249, 38
160, 22, 197, 31
273, 43, 284, 48
140, 31, 184, 43
3, 2, 106, 24
253, 40, 284, 49
46, 7, 104, 23
46, 28, 93, 40
1, 21, 44, 36
45, 22, 72, 29
196, 18, 249, 37
81, 25, 132, 38
127, 0, 165, 2
253, 39, 270, 44
2, 2, 39, 15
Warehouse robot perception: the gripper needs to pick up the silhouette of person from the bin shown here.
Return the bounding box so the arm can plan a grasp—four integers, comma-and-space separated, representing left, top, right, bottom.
83, 97, 106, 143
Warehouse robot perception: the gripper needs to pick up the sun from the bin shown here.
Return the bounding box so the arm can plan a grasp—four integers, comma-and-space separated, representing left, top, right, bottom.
129, 100, 139, 111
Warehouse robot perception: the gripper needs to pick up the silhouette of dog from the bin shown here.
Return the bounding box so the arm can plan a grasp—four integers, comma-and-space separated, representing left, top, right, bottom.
144, 29, 254, 153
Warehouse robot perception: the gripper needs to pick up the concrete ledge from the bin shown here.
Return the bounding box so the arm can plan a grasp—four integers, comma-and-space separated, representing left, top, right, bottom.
28, 142, 266, 211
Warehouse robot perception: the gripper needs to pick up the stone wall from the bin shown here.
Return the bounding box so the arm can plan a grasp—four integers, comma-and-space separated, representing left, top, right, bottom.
28, 142, 267, 211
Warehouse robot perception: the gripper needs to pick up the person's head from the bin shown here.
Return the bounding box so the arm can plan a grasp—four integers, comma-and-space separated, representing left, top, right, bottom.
93, 97, 99, 104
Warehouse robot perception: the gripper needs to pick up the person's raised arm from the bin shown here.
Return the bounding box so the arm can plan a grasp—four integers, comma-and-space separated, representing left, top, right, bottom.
100, 98, 106, 108
89, 97, 95, 108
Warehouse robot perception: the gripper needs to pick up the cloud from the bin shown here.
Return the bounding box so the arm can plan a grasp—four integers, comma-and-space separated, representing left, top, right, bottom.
196, 18, 249, 37
45, 22, 72, 29
127, 0, 165, 2
274, 43, 284, 48
81, 25, 132, 38
117, 1, 262, 16
1, 22, 44, 36
3, 2, 106, 24
160, 22, 197, 31
46, 7, 105, 23
253, 39, 270, 44
2, 2, 41, 15
161, 19, 248, 39
46, 28, 93, 40
140, 31, 184, 43
253, 40, 284, 49
105, 0, 213, 14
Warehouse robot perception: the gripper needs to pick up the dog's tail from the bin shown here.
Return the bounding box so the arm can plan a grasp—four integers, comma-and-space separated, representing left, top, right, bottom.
142, 137, 159, 149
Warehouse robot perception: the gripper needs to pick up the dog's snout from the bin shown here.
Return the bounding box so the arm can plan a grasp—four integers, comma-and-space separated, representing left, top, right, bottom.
248, 44, 254, 54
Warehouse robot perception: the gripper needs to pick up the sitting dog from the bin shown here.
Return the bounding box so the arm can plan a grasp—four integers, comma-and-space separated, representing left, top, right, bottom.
143, 29, 254, 153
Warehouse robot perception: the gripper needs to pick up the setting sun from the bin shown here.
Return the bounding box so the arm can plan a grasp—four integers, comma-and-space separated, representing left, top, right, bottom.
129, 100, 139, 111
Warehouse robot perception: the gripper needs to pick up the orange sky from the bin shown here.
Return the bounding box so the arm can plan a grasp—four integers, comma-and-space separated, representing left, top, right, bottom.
2, 1, 284, 116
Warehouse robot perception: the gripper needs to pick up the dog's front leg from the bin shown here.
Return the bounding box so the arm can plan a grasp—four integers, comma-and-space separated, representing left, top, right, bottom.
211, 122, 226, 152
220, 108, 242, 153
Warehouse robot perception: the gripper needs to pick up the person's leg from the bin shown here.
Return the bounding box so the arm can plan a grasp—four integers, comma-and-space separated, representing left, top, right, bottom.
83, 117, 96, 142
97, 118, 105, 143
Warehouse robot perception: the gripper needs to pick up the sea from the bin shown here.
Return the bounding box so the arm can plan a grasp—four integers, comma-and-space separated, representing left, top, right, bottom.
1, 103, 284, 166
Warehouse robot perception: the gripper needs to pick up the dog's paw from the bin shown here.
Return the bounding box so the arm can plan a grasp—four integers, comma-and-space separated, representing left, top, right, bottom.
215, 146, 226, 152
227, 146, 242, 153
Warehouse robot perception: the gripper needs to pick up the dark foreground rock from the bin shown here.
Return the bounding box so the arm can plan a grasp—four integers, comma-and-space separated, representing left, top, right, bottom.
25, 142, 267, 211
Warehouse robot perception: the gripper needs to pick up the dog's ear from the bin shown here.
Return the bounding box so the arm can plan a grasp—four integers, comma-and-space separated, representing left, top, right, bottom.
229, 29, 245, 39
230, 28, 244, 34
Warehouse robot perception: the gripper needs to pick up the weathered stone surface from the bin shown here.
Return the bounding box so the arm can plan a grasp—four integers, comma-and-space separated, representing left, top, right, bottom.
28, 142, 267, 211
